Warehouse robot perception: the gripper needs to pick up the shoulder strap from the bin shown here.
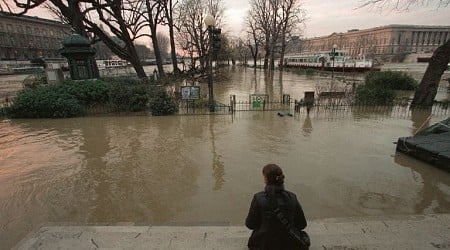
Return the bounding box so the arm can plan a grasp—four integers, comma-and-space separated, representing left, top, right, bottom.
267, 192, 308, 246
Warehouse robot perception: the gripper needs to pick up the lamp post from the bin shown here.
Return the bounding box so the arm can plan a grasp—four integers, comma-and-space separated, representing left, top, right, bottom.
204, 14, 215, 112
331, 44, 337, 80
14, 50, 18, 66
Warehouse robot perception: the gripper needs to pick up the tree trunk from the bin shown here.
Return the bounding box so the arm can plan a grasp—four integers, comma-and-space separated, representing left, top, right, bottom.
411, 40, 450, 107
166, 0, 180, 74
129, 56, 147, 80
151, 27, 166, 78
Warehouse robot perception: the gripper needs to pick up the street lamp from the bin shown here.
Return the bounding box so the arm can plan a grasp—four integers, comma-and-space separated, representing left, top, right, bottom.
204, 14, 216, 112
331, 44, 338, 80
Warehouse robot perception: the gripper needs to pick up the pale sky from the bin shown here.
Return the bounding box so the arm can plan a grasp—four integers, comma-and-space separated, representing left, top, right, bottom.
223, 0, 450, 38
22, 0, 450, 40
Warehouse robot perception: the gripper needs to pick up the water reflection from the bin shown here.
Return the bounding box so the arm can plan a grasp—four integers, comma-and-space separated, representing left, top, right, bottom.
410, 107, 432, 135
2, 67, 450, 249
209, 115, 225, 190
302, 116, 313, 136
394, 153, 450, 213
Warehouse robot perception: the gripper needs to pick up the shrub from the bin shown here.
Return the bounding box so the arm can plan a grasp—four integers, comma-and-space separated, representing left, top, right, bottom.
8, 86, 84, 118
365, 71, 417, 90
354, 85, 395, 105
61, 80, 111, 105
109, 83, 149, 112
102, 76, 141, 86
149, 89, 178, 116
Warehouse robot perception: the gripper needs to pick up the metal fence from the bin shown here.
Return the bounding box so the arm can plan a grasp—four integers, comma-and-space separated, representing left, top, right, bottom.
174, 96, 449, 119
1, 79, 449, 118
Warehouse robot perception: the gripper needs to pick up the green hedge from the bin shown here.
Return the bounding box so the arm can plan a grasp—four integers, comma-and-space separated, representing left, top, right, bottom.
109, 83, 149, 112
7, 78, 162, 118
354, 71, 418, 105
7, 86, 85, 118
365, 71, 418, 90
149, 88, 178, 116
354, 85, 395, 105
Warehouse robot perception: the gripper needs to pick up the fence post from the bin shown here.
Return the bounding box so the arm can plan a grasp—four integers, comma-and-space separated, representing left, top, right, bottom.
305, 91, 314, 115
282, 94, 290, 104
230, 95, 236, 114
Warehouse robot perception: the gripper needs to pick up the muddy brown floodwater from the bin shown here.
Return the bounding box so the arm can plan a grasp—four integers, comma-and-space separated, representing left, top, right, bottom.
1, 66, 450, 249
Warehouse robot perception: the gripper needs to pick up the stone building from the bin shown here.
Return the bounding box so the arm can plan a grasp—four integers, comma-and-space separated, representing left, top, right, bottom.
0, 11, 71, 61
293, 25, 450, 62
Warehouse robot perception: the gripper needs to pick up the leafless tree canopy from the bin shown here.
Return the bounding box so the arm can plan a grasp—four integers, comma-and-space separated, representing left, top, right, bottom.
357, 0, 449, 11
245, 0, 306, 69
175, 0, 224, 70
156, 32, 169, 58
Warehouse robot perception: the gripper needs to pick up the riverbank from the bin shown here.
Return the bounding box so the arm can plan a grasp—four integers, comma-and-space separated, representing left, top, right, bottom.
15, 214, 450, 249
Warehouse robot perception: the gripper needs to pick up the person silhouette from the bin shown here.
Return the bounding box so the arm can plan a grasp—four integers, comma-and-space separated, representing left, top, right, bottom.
246, 164, 309, 250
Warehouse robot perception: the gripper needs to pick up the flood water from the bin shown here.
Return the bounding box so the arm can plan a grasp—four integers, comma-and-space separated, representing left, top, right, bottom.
1, 67, 450, 249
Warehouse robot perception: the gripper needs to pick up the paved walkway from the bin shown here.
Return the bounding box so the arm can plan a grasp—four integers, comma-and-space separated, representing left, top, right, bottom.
15, 214, 450, 250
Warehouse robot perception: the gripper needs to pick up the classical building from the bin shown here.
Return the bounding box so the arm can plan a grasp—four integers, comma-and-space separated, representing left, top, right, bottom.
291, 25, 450, 62
0, 11, 71, 61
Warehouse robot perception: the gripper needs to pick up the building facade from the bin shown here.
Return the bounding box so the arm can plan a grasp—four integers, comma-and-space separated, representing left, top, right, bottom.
0, 11, 71, 61
293, 25, 450, 62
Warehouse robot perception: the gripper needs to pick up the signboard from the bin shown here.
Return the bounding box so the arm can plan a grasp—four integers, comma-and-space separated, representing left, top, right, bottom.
181, 86, 200, 100
250, 94, 268, 109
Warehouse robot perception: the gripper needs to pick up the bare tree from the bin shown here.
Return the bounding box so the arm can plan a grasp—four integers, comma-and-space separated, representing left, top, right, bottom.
247, 0, 306, 70
161, 0, 180, 74
83, 0, 149, 79
9, 0, 149, 79
235, 38, 251, 66
176, 0, 207, 70
245, 10, 263, 67
175, 0, 224, 70
0, 0, 12, 11
135, 43, 153, 60
250, 0, 273, 69
357, 0, 449, 11
142, 0, 166, 77
156, 32, 170, 61
277, 0, 307, 69
359, 0, 450, 107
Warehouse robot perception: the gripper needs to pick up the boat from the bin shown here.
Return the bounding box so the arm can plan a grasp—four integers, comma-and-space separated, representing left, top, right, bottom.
284, 50, 378, 72
12, 66, 44, 74
0, 65, 13, 75
96, 59, 128, 70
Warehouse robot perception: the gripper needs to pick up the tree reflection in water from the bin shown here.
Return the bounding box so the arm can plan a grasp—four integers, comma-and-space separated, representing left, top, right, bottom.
209, 115, 225, 190
302, 115, 313, 136
394, 153, 450, 213
394, 107, 450, 213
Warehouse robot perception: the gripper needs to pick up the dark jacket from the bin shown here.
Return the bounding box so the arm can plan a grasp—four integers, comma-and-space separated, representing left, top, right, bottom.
245, 185, 307, 250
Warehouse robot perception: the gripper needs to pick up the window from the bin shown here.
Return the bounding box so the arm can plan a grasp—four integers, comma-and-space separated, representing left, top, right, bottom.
17, 25, 23, 34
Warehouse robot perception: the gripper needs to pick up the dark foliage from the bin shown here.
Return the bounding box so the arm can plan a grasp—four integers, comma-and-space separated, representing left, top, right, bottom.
365, 71, 418, 90
149, 88, 178, 116
8, 86, 85, 118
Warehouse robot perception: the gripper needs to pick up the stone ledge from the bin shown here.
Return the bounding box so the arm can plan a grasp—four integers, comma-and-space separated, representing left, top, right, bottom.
15, 214, 450, 250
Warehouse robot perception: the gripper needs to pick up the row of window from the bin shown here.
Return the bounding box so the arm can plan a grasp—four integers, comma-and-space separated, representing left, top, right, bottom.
304, 30, 450, 52
409, 31, 449, 46
0, 48, 62, 59
0, 20, 68, 39
0, 33, 62, 49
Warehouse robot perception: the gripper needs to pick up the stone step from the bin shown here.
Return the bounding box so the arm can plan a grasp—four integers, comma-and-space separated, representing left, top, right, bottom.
15, 214, 450, 250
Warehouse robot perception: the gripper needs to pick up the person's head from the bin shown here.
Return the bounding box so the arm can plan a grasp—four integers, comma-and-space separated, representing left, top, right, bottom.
262, 164, 285, 186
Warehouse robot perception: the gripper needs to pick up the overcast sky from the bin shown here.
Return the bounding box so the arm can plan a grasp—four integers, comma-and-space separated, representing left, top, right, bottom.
223, 0, 450, 38
23, 0, 450, 40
